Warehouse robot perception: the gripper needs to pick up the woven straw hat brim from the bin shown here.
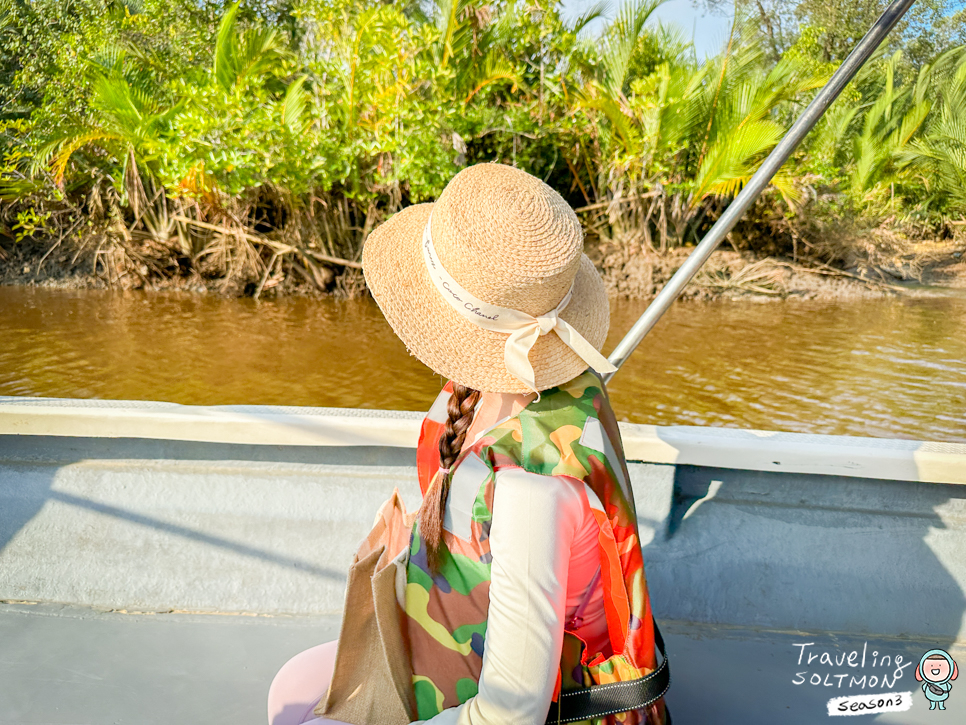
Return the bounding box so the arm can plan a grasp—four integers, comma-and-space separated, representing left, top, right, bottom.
362, 202, 610, 394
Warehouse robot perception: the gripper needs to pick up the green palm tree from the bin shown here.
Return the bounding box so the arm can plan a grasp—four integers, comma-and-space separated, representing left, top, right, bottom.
900, 48, 966, 216
39, 2, 294, 190
432, 0, 522, 104
578, 11, 827, 250
846, 51, 931, 207
213, 2, 287, 93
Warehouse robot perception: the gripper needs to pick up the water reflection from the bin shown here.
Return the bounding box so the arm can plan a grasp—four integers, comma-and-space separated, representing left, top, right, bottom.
0, 287, 963, 442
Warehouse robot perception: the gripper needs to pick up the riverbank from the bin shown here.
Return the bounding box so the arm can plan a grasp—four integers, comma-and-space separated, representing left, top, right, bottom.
2, 233, 963, 301
594, 236, 966, 301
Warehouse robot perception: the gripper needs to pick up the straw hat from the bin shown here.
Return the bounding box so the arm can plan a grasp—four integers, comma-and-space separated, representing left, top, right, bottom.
362, 163, 611, 394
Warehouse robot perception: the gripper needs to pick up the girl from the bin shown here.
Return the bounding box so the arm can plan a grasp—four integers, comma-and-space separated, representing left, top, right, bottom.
268, 163, 667, 725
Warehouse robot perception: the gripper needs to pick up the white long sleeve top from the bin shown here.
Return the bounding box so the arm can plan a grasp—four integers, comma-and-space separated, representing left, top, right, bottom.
416, 467, 607, 725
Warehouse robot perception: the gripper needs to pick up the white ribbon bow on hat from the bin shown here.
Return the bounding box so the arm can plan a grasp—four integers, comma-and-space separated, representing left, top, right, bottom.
421, 215, 617, 395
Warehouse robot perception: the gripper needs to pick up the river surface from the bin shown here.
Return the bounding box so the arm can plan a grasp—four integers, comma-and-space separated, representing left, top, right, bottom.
0, 286, 963, 443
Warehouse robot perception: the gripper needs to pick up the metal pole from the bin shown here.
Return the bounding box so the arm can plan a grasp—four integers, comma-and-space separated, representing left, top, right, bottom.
604, 0, 916, 381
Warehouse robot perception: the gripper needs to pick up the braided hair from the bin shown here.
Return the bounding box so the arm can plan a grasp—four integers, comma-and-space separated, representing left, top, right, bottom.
419, 383, 481, 574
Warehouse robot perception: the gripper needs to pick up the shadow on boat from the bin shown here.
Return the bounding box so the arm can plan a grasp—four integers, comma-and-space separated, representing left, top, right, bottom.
2, 408, 965, 723
641, 460, 966, 723
0, 433, 424, 614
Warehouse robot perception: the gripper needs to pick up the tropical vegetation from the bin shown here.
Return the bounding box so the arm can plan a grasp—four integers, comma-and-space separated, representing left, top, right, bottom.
1, 0, 964, 296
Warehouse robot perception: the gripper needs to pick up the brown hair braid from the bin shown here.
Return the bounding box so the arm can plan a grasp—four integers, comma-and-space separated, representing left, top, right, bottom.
419, 383, 481, 574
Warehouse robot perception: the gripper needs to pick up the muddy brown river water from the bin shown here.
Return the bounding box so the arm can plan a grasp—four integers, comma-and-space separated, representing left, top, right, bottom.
0, 286, 963, 442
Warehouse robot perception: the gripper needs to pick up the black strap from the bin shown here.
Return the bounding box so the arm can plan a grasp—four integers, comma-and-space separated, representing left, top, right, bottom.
545, 618, 670, 724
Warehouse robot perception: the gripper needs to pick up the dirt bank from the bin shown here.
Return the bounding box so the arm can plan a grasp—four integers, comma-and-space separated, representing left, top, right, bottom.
598, 239, 966, 300
2, 234, 964, 301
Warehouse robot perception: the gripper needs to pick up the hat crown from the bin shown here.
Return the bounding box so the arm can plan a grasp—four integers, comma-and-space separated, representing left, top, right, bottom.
430, 163, 583, 316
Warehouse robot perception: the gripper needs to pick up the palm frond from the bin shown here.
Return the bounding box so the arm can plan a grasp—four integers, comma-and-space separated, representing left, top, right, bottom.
578, 83, 640, 152
693, 119, 784, 202
462, 52, 521, 103
599, 0, 665, 96
214, 2, 284, 92
569, 1, 610, 34
282, 76, 310, 136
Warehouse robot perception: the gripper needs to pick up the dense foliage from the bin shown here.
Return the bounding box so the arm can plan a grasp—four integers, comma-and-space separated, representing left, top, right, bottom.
1, 0, 964, 294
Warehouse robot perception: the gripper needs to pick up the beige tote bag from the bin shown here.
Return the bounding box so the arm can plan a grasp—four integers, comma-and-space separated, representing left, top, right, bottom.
316, 489, 417, 725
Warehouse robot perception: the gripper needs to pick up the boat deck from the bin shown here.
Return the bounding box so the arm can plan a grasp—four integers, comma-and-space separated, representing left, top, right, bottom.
3, 399, 965, 723
2, 602, 962, 725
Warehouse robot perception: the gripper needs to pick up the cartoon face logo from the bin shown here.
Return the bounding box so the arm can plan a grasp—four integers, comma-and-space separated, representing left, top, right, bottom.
916, 649, 958, 711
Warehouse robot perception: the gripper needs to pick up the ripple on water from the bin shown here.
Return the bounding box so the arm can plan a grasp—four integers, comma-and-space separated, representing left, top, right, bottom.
0, 288, 963, 443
